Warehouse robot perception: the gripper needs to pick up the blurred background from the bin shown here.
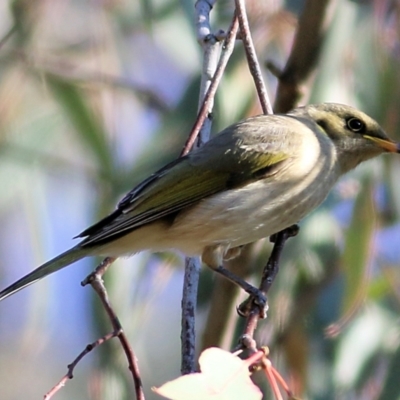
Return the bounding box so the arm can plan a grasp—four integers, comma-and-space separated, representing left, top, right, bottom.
0, 0, 400, 399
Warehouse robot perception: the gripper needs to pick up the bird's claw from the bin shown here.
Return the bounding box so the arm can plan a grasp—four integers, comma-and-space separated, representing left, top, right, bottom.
270, 224, 299, 243
237, 289, 268, 319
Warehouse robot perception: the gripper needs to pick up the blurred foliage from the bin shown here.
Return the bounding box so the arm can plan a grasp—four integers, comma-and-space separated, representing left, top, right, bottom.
0, 0, 400, 399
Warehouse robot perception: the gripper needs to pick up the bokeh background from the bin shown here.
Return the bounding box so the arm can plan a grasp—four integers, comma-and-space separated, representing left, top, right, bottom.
1, 0, 400, 399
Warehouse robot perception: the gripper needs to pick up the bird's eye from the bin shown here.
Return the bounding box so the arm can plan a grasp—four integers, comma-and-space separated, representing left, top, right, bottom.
346, 117, 365, 133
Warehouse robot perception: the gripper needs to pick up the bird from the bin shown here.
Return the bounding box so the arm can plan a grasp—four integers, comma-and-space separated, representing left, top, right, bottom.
0, 103, 398, 302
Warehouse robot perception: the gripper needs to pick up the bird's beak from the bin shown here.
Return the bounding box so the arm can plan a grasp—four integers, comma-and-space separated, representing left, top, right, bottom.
364, 135, 400, 153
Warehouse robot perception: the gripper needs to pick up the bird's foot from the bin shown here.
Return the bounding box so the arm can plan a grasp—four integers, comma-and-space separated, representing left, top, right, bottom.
270, 224, 299, 243
214, 265, 268, 318
237, 292, 269, 319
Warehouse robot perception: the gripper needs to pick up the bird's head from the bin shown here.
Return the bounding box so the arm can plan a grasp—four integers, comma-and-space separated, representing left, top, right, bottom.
289, 103, 400, 173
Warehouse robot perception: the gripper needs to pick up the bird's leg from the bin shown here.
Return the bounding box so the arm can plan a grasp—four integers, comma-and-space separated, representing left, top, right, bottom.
202, 245, 268, 311
213, 265, 268, 310
238, 224, 299, 318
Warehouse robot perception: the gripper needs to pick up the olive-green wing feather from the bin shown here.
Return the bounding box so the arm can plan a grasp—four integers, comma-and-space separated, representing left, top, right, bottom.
0, 115, 301, 302
79, 115, 294, 246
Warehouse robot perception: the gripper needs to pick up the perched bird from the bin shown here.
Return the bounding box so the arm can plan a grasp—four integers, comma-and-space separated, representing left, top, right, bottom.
0, 103, 399, 301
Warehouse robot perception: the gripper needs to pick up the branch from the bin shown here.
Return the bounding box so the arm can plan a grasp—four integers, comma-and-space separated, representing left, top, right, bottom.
181, 0, 218, 375
200, 1, 277, 350
82, 258, 144, 400
181, 0, 240, 374
44, 331, 118, 400
235, 0, 273, 115
45, 257, 145, 400
180, 12, 239, 156
231, 0, 341, 361
201, 244, 258, 350
237, 227, 299, 349
273, 0, 336, 113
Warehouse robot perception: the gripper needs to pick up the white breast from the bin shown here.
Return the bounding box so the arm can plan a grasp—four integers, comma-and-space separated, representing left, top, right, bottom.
165, 128, 339, 256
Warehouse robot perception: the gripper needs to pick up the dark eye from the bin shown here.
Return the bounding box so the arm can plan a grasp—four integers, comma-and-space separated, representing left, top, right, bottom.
346, 117, 365, 133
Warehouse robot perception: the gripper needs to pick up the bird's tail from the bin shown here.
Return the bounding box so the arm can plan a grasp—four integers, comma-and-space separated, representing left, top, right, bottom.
0, 247, 88, 301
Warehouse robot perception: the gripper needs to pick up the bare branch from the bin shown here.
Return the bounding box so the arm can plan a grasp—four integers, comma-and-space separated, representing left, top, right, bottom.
45, 257, 145, 400
274, 0, 336, 113
195, 0, 218, 43
181, 13, 239, 156
181, 256, 201, 374
235, 0, 273, 115
44, 331, 118, 400
82, 258, 145, 400
181, 0, 225, 374
237, 227, 299, 349
218, 0, 336, 350
201, 243, 261, 350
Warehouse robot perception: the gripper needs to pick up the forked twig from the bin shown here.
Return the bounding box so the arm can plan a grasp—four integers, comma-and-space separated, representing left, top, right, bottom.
181, 13, 239, 156
45, 257, 145, 400
44, 331, 118, 400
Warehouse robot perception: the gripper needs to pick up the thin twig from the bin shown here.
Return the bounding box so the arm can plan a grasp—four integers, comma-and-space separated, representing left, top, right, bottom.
201, 244, 258, 350
235, 0, 273, 115
82, 257, 145, 400
238, 227, 298, 348
264, 359, 284, 400
181, 13, 239, 156
44, 331, 118, 400
44, 257, 145, 400
233, 0, 335, 348
259, 227, 299, 295
181, 0, 225, 374
273, 0, 335, 113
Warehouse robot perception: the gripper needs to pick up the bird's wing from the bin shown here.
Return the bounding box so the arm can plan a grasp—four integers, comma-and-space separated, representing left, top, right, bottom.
78, 115, 296, 246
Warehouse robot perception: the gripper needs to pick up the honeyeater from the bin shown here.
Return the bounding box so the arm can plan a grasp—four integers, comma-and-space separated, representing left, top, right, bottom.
0, 103, 399, 301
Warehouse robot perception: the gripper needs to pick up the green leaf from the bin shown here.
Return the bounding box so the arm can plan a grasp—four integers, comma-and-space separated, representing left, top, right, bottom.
340, 176, 375, 314
45, 74, 114, 179
378, 344, 400, 400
